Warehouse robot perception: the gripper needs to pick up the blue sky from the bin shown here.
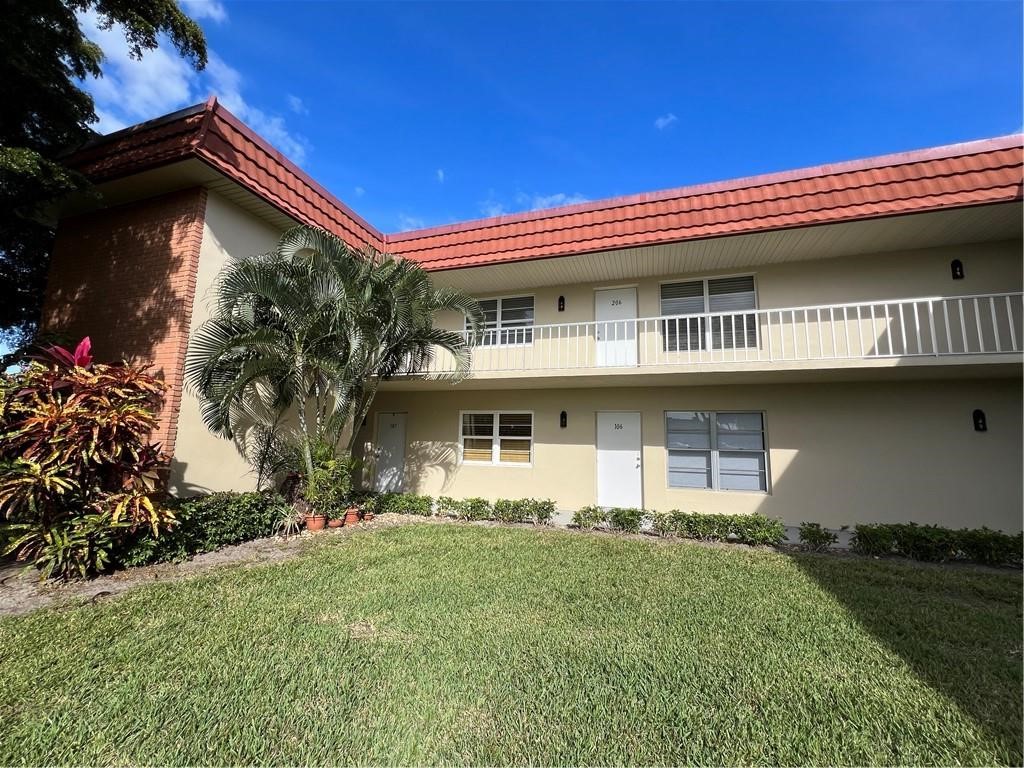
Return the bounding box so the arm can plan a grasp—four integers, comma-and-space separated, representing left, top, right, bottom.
82, 0, 1022, 233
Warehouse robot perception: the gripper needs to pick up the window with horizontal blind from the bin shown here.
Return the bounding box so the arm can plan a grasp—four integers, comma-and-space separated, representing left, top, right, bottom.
666, 411, 767, 491
460, 411, 533, 465
660, 276, 757, 351
468, 296, 535, 345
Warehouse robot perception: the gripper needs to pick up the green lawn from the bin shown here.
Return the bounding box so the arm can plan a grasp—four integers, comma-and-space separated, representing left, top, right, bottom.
0, 524, 1020, 766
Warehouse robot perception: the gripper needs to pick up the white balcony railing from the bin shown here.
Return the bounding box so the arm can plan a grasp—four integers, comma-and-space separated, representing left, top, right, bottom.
412, 292, 1023, 376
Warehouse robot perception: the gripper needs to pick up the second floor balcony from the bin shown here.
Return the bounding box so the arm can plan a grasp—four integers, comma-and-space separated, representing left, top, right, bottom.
405, 292, 1023, 380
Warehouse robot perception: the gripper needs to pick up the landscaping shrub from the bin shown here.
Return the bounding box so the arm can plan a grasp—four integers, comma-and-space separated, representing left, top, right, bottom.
651, 511, 676, 537
799, 522, 838, 552
0, 339, 172, 579
527, 498, 556, 525
607, 507, 645, 533
891, 523, 958, 562
850, 524, 895, 556
119, 492, 288, 567
435, 496, 459, 517
852, 522, 1021, 566
493, 498, 530, 523
572, 505, 605, 530
457, 497, 492, 521
442, 496, 552, 524
957, 527, 1023, 567
374, 493, 434, 516
653, 510, 785, 546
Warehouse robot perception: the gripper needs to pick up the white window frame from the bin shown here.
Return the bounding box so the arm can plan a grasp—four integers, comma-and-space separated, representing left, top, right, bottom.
664, 410, 769, 493
659, 273, 759, 352
458, 410, 534, 467
465, 294, 536, 347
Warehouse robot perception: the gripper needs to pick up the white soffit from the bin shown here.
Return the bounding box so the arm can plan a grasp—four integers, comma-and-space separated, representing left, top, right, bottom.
429, 202, 1022, 293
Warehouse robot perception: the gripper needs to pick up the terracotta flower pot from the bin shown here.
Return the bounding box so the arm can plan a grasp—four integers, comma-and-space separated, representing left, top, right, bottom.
362, 511, 375, 523
344, 506, 361, 526
306, 514, 327, 531
327, 518, 344, 528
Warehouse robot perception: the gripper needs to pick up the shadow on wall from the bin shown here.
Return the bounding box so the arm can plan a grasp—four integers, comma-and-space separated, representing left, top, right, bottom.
403, 440, 457, 494
166, 458, 213, 498
351, 413, 458, 494
43, 188, 207, 446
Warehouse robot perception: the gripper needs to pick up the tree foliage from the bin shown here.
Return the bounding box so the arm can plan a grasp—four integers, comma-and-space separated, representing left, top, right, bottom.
0, 0, 207, 346
185, 225, 483, 494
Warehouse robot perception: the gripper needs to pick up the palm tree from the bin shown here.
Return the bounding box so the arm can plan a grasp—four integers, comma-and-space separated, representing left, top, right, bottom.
185, 225, 482, 490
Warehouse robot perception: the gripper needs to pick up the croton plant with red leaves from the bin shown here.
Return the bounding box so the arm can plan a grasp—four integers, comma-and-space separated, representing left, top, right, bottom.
0, 338, 173, 579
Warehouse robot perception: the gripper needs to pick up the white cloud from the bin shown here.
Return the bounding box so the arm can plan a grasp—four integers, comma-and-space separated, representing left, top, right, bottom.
517, 191, 588, 211
205, 53, 310, 164
79, 10, 195, 122
92, 107, 127, 134
478, 192, 506, 218
654, 112, 678, 130
479, 190, 587, 218
180, 0, 228, 23
353, 186, 366, 197
436, 168, 445, 184
397, 214, 426, 231
76, 11, 310, 165
287, 94, 308, 115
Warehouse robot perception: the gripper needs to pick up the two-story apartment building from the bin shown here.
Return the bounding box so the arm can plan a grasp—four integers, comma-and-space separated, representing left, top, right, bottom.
44, 99, 1023, 532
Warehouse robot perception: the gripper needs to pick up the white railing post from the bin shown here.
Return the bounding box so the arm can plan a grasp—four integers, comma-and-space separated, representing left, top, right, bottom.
1006, 296, 1018, 352
403, 292, 1021, 378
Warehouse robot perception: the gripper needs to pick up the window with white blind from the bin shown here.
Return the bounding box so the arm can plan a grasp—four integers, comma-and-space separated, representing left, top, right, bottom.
666, 411, 767, 491
661, 276, 757, 351
460, 411, 533, 465
468, 296, 535, 345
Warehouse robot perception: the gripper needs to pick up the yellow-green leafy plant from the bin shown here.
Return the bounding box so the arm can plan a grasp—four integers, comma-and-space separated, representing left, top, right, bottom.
0, 338, 173, 579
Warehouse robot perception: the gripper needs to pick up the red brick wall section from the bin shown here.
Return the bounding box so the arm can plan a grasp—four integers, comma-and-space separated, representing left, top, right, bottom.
42, 187, 209, 458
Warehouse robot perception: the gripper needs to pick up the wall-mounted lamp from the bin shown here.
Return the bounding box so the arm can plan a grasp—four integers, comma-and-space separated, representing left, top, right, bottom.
558, 295, 566, 312
972, 409, 987, 432
560, 410, 568, 428
951, 259, 965, 280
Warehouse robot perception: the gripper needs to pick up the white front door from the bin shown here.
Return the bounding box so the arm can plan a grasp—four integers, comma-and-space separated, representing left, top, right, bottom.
596, 412, 643, 508
595, 288, 638, 366
374, 413, 407, 492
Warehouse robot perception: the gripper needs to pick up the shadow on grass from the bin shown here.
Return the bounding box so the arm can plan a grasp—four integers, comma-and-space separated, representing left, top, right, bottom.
789, 551, 1023, 763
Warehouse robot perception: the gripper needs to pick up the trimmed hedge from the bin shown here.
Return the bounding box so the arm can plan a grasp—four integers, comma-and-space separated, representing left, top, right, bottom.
651, 510, 785, 546
798, 522, 838, 552
852, 522, 1022, 566
118, 492, 288, 567
371, 493, 433, 516
572, 505, 605, 530
607, 507, 645, 533
369, 493, 555, 525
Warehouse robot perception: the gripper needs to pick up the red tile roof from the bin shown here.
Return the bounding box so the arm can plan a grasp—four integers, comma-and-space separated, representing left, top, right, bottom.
68, 99, 1023, 272
69, 98, 384, 252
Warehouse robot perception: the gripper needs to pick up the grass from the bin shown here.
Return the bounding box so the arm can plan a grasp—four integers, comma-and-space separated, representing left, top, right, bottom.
0, 523, 1020, 765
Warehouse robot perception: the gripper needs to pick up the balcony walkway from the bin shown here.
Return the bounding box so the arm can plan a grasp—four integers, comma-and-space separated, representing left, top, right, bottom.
407, 292, 1023, 379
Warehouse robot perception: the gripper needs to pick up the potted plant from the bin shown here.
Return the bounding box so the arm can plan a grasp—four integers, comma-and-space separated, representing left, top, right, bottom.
305, 508, 327, 531
343, 505, 361, 526
327, 513, 344, 528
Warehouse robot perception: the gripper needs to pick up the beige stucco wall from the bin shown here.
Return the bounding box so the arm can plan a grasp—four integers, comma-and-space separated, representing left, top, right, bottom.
431, 239, 1021, 329
358, 377, 1023, 532
169, 192, 283, 494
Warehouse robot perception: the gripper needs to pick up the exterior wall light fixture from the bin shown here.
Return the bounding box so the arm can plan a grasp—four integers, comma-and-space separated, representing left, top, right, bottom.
973, 409, 987, 432
560, 410, 568, 428
951, 259, 965, 280
558, 295, 565, 312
